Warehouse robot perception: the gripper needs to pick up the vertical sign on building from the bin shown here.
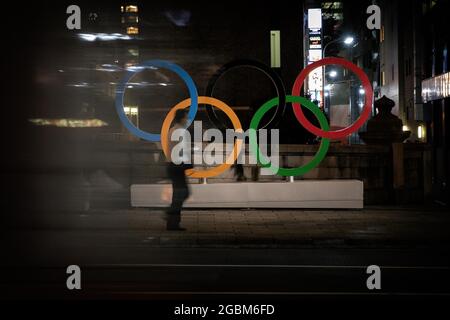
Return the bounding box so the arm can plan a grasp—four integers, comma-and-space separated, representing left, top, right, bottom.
306, 8, 323, 105
270, 30, 281, 68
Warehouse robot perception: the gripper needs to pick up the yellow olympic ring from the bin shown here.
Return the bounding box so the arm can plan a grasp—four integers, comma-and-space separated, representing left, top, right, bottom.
160, 96, 243, 178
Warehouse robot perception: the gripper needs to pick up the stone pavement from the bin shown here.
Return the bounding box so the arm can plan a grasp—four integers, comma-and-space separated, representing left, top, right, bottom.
12, 206, 450, 248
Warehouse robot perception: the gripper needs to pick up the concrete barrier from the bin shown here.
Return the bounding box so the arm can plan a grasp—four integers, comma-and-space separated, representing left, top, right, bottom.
131, 180, 363, 209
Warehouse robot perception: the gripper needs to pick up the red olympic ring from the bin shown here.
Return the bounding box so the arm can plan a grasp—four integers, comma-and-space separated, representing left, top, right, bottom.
291, 57, 373, 140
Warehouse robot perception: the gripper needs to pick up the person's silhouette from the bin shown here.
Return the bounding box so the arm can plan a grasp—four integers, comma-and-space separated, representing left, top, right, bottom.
165, 109, 192, 231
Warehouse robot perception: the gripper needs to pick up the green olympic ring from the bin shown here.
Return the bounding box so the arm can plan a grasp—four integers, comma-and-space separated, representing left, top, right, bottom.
249, 95, 330, 176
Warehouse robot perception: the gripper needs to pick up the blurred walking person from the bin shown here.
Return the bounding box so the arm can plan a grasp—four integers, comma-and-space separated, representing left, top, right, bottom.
165, 109, 192, 231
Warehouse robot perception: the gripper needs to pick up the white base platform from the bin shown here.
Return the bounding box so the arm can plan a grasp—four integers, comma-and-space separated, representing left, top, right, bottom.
131, 180, 363, 209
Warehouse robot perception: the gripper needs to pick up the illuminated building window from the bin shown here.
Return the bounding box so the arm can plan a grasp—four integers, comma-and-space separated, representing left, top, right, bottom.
332, 2, 342, 9
124, 106, 138, 116
128, 48, 139, 57
124, 106, 139, 127
125, 5, 138, 13
132, 16, 139, 23
127, 26, 139, 35
121, 6, 124, 13
380, 26, 385, 42
121, 17, 125, 24
322, 2, 342, 9
333, 13, 343, 20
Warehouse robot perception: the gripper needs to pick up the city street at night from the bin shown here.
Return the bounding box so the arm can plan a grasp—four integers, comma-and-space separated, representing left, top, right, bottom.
2, 0, 450, 316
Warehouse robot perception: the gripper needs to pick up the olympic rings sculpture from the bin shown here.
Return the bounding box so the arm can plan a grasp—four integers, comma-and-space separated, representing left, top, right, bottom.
115, 57, 373, 178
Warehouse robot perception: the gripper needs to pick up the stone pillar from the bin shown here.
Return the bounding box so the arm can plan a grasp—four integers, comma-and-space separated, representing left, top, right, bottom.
392, 142, 405, 189
423, 147, 433, 201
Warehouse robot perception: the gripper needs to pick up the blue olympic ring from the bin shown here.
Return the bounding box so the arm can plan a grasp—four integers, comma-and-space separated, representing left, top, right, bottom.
115, 60, 198, 142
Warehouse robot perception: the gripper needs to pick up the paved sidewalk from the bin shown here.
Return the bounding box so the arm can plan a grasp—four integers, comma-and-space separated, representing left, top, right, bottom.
10, 206, 450, 248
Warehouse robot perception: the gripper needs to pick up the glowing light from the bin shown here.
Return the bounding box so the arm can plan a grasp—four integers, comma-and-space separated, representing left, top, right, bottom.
125, 5, 138, 13
127, 27, 139, 35
68, 82, 90, 88
78, 33, 96, 41
422, 71, 450, 102
77, 33, 131, 41
126, 65, 145, 72
96, 64, 121, 72
344, 36, 355, 45
29, 118, 108, 128
418, 125, 424, 139
124, 106, 139, 116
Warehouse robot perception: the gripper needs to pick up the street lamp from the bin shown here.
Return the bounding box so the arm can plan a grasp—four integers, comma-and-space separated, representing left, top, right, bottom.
343, 36, 355, 45
322, 35, 355, 58
322, 35, 356, 116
